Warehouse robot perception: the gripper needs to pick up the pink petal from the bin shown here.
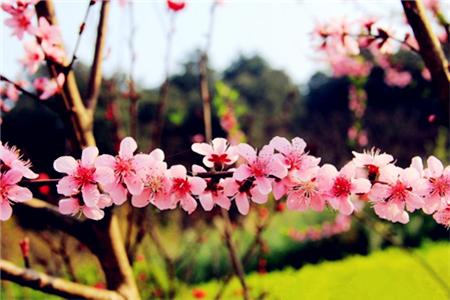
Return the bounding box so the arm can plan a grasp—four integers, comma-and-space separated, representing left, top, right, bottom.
369, 183, 391, 202
268, 158, 288, 179
212, 138, 227, 153
119, 137, 137, 159
401, 167, 420, 187
168, 165, 187, 178
405, 192, 424, 212
214, 194, 231, 210
339, 198, 354, 215
222, 178, 238, 197
233, 165, 252, 181
310, 194, 325, 211
270, 136, 291, 155
180, 195, 197, 214
422, 194, 442, 214
3, 169, 23, 185
81, 183, 100, 207
351, 178, 371, 194
410, 156, 424, 176
237, 143, 257, 163
192, 164, 207, 174
251, 188, 268, 204
131, 189, 151, 208
202, 157, 214, 168
272, 180, 287, 200
7, 185, 32, 202
106, 183, 128, 205
0, 201, 13, 221
82, 206, 105, 220
255, 176, 272, 194
188, 176, 207, 195
235, 193, 250, 215
199, 193, 214, 211
340, 162, 356, 178
291, 137, 306, 152
287, 191, 307, 211
427, 156, 444, 177
97, 194, 113, 209
191, 143, 213, 156
94, 167, 114, 185
149, 148, 165, 161
124, 174, 144, 195
81, 146, 99, 167
56, 176, 79, 196
259, 145, 274, 161
95, 154, 116, 169
58, 198, 80, 215
379, 164, 399, 184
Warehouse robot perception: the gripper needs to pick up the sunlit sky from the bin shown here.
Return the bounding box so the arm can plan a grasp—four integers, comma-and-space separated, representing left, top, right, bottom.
0, 0, 426, 88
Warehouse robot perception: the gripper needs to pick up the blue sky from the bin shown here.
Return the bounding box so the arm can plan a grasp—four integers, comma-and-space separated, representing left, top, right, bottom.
0, 0, 414, 88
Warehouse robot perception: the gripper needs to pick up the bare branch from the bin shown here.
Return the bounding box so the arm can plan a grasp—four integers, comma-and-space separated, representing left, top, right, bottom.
0, 259, 123, 300
86, 0, 111, 114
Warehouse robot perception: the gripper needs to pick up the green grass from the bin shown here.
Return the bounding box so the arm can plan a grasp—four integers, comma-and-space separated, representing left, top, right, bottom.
177, 242, 450, 300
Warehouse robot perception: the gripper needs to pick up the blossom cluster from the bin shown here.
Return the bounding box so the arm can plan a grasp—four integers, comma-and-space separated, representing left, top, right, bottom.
1, 0, 66, 104
312, 18, 422, 87
1, 136, 449, 229
288, 214, 352, 242
0, 142, 37, 220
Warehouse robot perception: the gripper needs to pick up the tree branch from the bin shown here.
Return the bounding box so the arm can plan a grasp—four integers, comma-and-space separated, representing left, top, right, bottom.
402, 0, 450, 117
0, 259, 124, 300
86, 0, 111, 114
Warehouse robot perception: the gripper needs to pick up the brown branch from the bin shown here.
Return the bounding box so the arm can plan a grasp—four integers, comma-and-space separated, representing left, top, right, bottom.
86, 0, 111, 114
0, 259, 123, 300
0, 75, 41, 101
35, 0, 95, 151
402, 0, 450, 117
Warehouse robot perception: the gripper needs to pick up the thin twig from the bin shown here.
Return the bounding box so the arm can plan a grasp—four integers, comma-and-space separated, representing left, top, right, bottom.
0, 74, 41, 101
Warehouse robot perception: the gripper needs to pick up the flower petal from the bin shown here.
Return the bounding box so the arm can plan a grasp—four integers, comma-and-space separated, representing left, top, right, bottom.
81, 183, 100, 207
81, 147, 99, 167
56, 176, 79, 196
82, 206, 104, 220
119, 137, 137, 159
53, 156, 78, 174
191, 143, 213, 156
7, 186, 32, 202
199, 193, 214, 211
58, 198, 80, 215
235, 193, 250, 215
0, 201, 13, 221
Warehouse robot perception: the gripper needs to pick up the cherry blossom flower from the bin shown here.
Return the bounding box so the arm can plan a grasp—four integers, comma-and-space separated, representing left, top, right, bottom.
192, 137, 238, 170
3, 8, 35, 39
54, 147, 114, 209
1, 0, 38, 15
285, 167, 327, 212
0, 169, 32, 221
0, 142, 38, 179
167, 165, 206, 214
412, 156, 450, 214
131, 149, 172, 209
432, 205, 450, 228
369, 165, 427, 224
222, 177, 268, 215
192, 165, 230, 211
233, 144, 288, 195
167, 0, 186, 12
33, 73, 65, 100
321, 163, 371, 215
96, 137, 146, 205
36, 17, 62, 45
41, 42, 65, 64
352, 148, 394, 182
20, 40, 45, 74
384, 68, 412, 87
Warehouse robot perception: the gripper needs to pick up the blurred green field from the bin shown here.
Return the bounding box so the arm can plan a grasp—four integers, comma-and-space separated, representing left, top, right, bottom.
177, 242, 450, 300
4, 242, 448, 299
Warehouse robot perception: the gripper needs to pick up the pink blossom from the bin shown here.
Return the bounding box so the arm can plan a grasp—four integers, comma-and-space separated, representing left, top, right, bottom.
20, 40, 44, 74
285, 167, 327, 212
384, 68, 412, 88
326, 54, 372, 77
54, 147, 114, 210
131, 149, 172, 209
269, 136, 320, 173
192, 137, 238, 170
222, 177, 268, 215
321, 163, 371, 215
1, 0, 38, 16
4, 84, 21, 102
369, 165, 427, 224
0, 142, 38, 179
96, 137, 146, 205
3, 8, 35, 39
352, 148, 394, 182
432, 205, 450, 228
192, 165, 230, 211
0, 169, 33, 221
167, 165, 206, 214
41, 42, 65, 64
233, 144, 288, 195
33, 73, 65, 100
36, 17, 61, 45
412, 156, 450, 214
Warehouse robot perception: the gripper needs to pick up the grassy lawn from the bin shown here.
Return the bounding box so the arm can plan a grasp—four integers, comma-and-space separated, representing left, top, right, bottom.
178, 242, 450, 300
